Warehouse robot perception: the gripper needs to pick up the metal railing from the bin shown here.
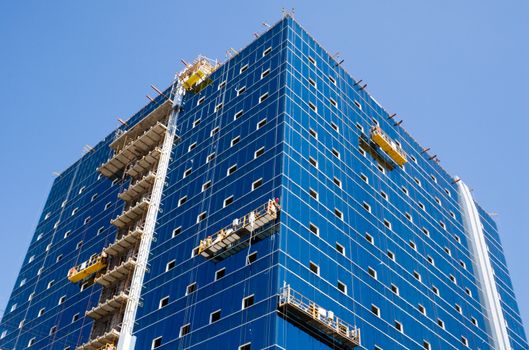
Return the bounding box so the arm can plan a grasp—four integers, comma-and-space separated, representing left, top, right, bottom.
129, 170, 156, 188
112, 121, 167, 154
113, 222, 144, 242
121, 194, 151, 213
119, 171, 156, 200
124, 147, 161, 173
197, 199, 280, 254
279, 285, 360, 345
68, 253, 107, 280
370, 126, 407, 161
87, 322, 121, 342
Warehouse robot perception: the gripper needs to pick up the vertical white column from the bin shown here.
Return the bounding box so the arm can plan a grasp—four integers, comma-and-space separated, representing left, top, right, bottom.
118, 81, 184, 350
458, 180, 511, 350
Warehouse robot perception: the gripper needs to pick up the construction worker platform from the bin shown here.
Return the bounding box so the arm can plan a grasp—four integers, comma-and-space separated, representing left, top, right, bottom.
179, 56, 219, 92
99, 122, 167, 178
278, 285, 361, 349
95, 257, 137, 287
110, 197, 150, 229
370, 125, 407, 166
110, 99, 172, 152
118, 171, 156, 202
103, 226, 143, 257
126, 147, 161, 178
86, 291, 130, 320
76, 328, 119, 350
67, 254, 107, 283
195, 200, 280, 261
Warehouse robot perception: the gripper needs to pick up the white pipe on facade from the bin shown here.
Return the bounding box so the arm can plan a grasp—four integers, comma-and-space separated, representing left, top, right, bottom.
458, 179, 511, 350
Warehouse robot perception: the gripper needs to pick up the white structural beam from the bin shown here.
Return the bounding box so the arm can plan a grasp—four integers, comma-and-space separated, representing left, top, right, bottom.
457, 179, 511, 350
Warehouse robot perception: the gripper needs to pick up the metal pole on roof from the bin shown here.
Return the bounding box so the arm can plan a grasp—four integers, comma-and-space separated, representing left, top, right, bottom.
150, 85, 173, 103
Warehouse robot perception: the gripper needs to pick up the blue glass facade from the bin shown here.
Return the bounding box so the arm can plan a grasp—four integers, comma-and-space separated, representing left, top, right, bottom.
1, 16, 527, 350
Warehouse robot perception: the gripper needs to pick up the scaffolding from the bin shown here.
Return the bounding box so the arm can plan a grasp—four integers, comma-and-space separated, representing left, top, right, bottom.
98, 122, 168, 178
278, 285, 361, 349
370, 125, 407, 166
76, 328, 120, 350
110, 196, 150, 229
103, 225, 143, 257
86, 291, 130, 320
95, 257, 137, 288
125, 147, 161, 178
74, 94, 170, 349
194, 199, 280, 261
110, 100, 172, 152
118, 171, 156, 202
74, 56, 216, 350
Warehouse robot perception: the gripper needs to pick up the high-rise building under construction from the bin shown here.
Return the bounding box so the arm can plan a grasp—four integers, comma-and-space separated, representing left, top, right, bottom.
1, 15, 527, 350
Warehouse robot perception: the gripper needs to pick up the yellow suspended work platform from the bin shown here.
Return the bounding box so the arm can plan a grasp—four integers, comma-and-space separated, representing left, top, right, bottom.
370, 126, 407, 166
67, 253, 108, 283
179, 56, 218, 92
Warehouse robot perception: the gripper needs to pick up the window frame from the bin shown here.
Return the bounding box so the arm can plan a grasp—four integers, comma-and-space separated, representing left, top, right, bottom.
261, 68, 271, 79
239, 64, 249, 74
251, 178, 263, 191
166, 260, 176, 271
337, 280, 347, 294
309, 223, 319, 236
309, 261, 320, 276
242, 294, 255, 309
152, 336, 163, 349
179, 323, 190, 338
259, 92, 269, 103
215, 268, 226, 281
223, 196, 234, 208
186, 282, 197, 296
159, 296, 169, 309
254, 147, 265, 158
209, 309, 222, 324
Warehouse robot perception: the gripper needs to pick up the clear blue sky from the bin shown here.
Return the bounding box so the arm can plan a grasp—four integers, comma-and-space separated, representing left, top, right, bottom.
0, 0, 527, 335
